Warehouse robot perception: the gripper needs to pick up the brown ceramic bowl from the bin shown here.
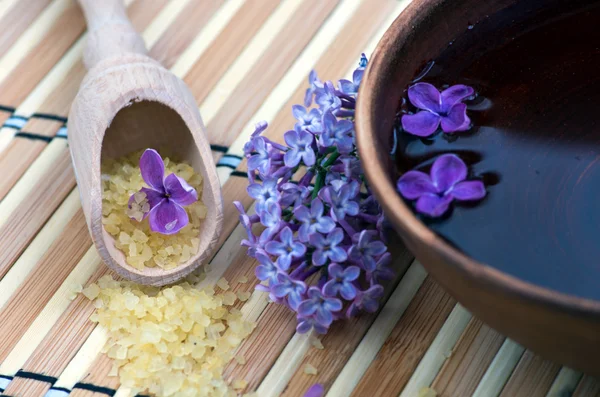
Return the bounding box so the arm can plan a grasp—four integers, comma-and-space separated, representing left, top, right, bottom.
356, 0, 600, 375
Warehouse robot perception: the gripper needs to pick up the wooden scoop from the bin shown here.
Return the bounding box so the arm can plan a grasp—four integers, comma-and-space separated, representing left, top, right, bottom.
68, 0, 223, 286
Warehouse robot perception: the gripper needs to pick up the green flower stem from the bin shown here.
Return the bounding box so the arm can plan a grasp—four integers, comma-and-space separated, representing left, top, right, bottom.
312, 171, 326, 199
322, 151, 340, 168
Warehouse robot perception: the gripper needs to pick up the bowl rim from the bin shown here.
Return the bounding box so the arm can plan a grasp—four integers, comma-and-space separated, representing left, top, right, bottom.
355, 0, 600, 317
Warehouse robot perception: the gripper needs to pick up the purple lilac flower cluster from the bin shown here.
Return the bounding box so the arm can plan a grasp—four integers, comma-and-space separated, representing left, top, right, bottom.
234, 54, 393, 334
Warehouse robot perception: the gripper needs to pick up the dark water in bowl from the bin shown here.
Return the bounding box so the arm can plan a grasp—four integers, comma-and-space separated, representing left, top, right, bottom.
396, 1, 600, 300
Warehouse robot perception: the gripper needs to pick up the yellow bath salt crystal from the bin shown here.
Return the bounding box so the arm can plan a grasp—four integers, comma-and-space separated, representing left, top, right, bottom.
235, 355, 246, 365
221, 291, 237, 306
232, 379, 248, 390
311, 337, 324, 350
81, 276, 256, 397
237, 291, 251, 302
101, 150, 206, 271
304, 364, 318, 376
82, 283, 101, 300
69, 283, 83, 300
237, 275, 249, 284
217, 277, 230, 291
418, 387, 438, 397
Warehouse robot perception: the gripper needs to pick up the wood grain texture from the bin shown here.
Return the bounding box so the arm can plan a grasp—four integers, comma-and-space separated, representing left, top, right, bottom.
573, 376, 600, 397
351, 278, 456, 397
205, 0, 339, 147
0, 0, 53, 58
0, 0, 84, 107
183, 0, 281, 104
431, 319, 505, 396
499, 350, 561, 397
1, 378, 50, 397
0, 210, 90, 362
0, 154, 75, 278
149, 0, 222, 69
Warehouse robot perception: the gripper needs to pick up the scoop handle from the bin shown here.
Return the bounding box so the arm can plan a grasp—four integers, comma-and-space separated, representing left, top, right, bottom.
78, 0, 148, 70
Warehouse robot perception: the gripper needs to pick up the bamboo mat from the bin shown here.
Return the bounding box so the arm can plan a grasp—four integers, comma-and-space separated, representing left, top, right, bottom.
0, 1, 597, 396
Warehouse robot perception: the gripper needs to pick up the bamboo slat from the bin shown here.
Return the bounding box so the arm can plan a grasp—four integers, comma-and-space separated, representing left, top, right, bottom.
499, 351, 562, 397
430, 319, 505, 396
0, 0, 53, 58
472, 339, 525, 397
573, 375, 600, 396
348, 276, 456, 397
545, 367, 582, 397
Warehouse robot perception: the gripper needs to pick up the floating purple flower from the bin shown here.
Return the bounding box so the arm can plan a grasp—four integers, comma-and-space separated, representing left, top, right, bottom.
397, 154, 486, 217
401, 83, 474, 137
320, 180, 360, 222
247, 178, 280, 213
255, 250, 279, 283
315, 81, 342, 111
320, 110, 354, 154
128, 149, 197, 235
266, 226, 306, 270
296, 315, 328, 335
304, 70, 324, 107
294, 199, 336, 242
258, 202, 283, 244
309, 228, 347, 266
298, 287, 343, 326
292, 105, 322, 133
271, 272, 307, 310
323, 263, 360, 300
280, 183, 311, 209
348, 230, 387, 271
283, 129, 316, 167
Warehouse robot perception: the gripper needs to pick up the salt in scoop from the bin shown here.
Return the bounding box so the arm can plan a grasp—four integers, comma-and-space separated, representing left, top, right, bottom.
68, 0, 223, 286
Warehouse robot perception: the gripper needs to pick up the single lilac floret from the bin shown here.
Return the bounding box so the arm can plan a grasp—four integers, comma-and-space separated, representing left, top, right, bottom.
265, 226, 306, 270
271, 272, 307, 310
304, 70, 324, 107
315, 81, 342, 111
401, 83, 474, 137
309, 228, 348, 266
338, 68, 364, 96
297, 286, 343, 326
284, 129, 316, 167
247, 137, 273, 175
233, 201, 258, 255
348, 230, 387, 271
396, 154, 486, 217
320, 110, 354, 154
320, 180, 360, 221
255, 250, 279, 283
292, 105, 322, 133
258, 202, 283, 244
294, 198, 336, 242
296, 315, 328, 334
347, 284, 384, 317
368, 252, 395, 284
280, 183, 311, 209
323, 263, 360, 300
128, 149, 197, 235
247, 178, 280, 213
303, 384, 325, 397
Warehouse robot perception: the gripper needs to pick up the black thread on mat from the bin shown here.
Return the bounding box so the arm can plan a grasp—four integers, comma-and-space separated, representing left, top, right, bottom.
14, 132, 52, 142
49, 386, 71, 393
230, 170, 248, 178
210, 144, 229, 153
0, 105, 15, 113
73, 382, 116, 396
0, 376, 13, 381
10, 115, 28, 121
31, 112, 67, 123
216, 163, 238, 170
14, 370, 56, 384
